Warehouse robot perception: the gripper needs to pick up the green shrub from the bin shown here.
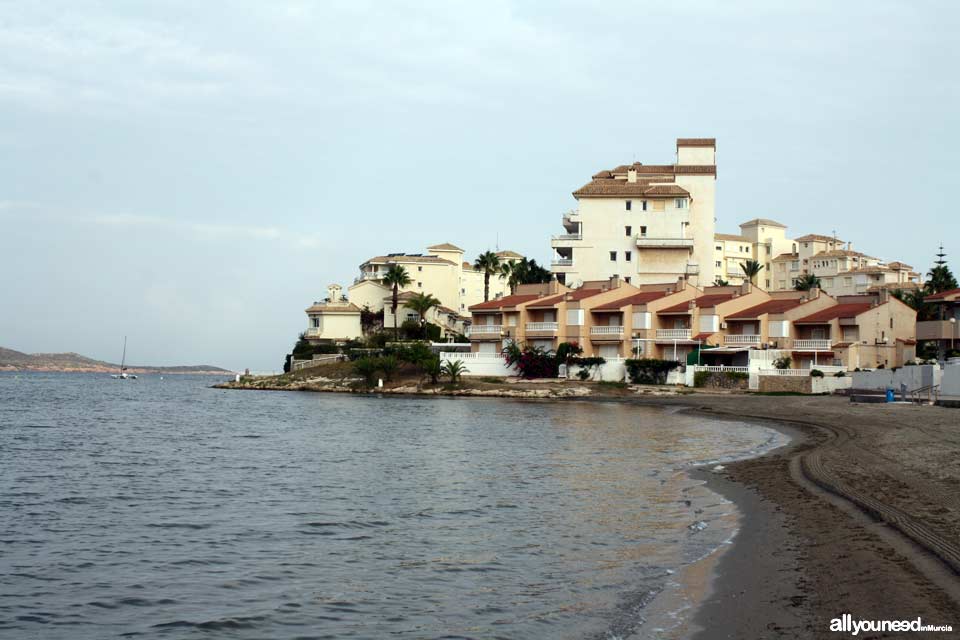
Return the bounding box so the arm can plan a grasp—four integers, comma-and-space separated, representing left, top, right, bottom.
576, 368, 591, 381
693, 370, 710, 387
724, 371, 749, 381
379, 355, 399, 381
833, 371, 846, 377
422, 357, 442, 384
353, 357, 379, 386
556, 341, 583, 364
626, 358, 680, 385
810, 369, 825, 378
773, 356, 792, 370
441, 359, 468, 383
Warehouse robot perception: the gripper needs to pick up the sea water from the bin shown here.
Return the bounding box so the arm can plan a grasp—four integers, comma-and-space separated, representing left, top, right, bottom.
0, 372, 786, 639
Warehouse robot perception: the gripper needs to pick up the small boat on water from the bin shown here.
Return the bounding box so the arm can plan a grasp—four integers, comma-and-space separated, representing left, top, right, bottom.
111, 336, 138, 380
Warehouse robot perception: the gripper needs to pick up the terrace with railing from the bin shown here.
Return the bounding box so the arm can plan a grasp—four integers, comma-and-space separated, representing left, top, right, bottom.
724, 334, 762, 346
655, 328, 692, 340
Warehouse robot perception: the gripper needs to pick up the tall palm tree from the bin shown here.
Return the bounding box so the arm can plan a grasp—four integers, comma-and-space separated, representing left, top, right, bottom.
404, 292, 441, 334
499, 260, 521, 294
892, 288, 932, 321
474, 251, 501, 302
794, 273, 822, 291
739, 259, 764, 286
383, 264, 412, 340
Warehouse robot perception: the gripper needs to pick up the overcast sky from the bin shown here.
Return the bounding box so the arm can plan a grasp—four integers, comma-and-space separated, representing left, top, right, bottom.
2, 1, 958, 372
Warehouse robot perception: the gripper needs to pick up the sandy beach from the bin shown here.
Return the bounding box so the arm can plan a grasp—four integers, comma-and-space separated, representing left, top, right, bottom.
219, 373, 960, 637
654, 395, 960, 639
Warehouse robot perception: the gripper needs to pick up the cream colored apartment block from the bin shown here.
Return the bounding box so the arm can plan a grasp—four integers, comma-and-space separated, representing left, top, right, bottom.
346, 243, 516, 317
551, 138, 717, 289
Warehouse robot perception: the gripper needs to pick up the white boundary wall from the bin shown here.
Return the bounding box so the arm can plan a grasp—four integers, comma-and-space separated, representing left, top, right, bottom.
439, 352, 517, 377
851, 365, 941, 392
941, 362, 960, 400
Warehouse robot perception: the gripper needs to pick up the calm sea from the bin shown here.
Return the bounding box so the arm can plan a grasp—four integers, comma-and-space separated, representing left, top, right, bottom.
0, 373, 785, 639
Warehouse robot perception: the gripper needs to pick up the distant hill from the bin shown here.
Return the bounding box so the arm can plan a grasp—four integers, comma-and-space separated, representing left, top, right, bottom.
0, 347, 233, 375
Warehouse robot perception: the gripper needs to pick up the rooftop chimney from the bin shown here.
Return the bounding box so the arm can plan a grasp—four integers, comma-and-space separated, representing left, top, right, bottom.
627, 169, 637, 183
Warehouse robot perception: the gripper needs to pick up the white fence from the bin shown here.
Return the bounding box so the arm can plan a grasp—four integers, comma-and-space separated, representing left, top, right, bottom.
526, 322, 558, 332
439, 352, 517, 377
590, 326, 624, 336
292, 354, 345, 371
656, 329, 692, 340
792, 339, 832, 350
692, 365, 749, 373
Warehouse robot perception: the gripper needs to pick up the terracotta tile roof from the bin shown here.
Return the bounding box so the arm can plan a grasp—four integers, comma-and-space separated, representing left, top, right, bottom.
867, 282, 921, 293
526, 288, 606, 308
926, 288, 960, 301
796, 234, 842, 243
427, 242, 464, 252
572, 179, 690, 198
715, 233, 750, 242
364, 254, 455, 265
772, 252, 799, 261
305, 302, 361, 313
740, 218, 787, 229
886, 261, 913, 270
726, 299, 805, 320
593, 290, 669, 310
677, 138, 716, 147
496, 250, 523, 259
600, 162, 717, 177
658, 293, 736, 314
794, 303, 874, 323
469, 293, 542, 311
692, 332, 715, 340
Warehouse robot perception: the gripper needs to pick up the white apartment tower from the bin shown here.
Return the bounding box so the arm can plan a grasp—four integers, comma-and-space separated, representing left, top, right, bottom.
551, 138, 717, 288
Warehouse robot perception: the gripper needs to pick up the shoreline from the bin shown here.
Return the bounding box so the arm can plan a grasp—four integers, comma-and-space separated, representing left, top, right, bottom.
216, 378, 960, 635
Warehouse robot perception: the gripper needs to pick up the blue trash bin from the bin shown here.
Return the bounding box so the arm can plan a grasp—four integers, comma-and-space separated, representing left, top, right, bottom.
885, 388, 895, 403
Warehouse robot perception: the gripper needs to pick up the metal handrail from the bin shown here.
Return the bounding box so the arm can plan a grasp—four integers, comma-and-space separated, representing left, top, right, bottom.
909, 384, 940, 405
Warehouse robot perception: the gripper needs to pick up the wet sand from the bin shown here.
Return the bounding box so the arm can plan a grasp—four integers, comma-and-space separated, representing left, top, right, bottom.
645, 396, 960, 639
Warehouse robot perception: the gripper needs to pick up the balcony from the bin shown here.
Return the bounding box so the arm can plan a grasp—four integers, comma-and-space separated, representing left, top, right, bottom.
917, 320, 959, 341
470, 324, 502, 337
550, 234, 583, 248
685, 263, 700, 275
792, 339, 832, 351
526, 322, 558, 334
353, 272, 383, 284
636, 236, 694, 249
656, 328, 692, 340
562, 212, 581, 232
724, 334, 761, 346
551, 258, 573, 267
305, 327, 322, 337
590, 326, 624, 341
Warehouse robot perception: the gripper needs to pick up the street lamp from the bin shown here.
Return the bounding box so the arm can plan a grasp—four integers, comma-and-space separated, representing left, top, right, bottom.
951, 317, 957, 354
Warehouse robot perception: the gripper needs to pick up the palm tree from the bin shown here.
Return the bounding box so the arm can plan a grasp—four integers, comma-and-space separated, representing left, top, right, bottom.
739, 259, 764, 286
926, 264, 958, 295
892, 288, 932, 320
474, 251, 501, 302
404, 292, 441, 335
499, 260, 518, 294
383, 264, 412, 340
794, 273, 822, 291
441, 359, 468, 384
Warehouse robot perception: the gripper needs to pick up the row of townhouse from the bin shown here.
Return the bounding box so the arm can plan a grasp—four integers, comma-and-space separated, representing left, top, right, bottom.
468, 278, 917, 370
549, 137, 922, 297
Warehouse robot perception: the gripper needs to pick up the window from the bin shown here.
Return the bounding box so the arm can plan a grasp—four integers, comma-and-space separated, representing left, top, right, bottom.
890, 318, 894, 329
715, 261, 722, 268
675, 198, 687, 208
715, 245, 722, 251
418, 266, 423, 272
406, 313, 418, 321
609, 251, 617, 262
652, 200, 665, 212
417, 281, 422, 288
625, 226, 632, 236
640, 226, 647, 237
625, 200, 632, 211
625, 251, 632, 261
461, 288, 465, 294
765, 279, 770, 289
624, 277, 631, 284
641, 201, 648, 211
311, 317, 320, 328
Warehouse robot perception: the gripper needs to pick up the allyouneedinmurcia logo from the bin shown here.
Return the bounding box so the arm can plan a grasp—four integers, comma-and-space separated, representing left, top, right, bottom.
830, 614, 953, 635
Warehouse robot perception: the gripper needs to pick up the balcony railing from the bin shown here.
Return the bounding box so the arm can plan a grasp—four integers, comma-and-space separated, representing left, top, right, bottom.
635, 236, 694, 249
471, 324, 502, 335
353, 272, 382, 284
656, 328, 692, 340
792, 339, 832, 351
590, 326, 624, 336
551, 258, 573, 267
551, 234, 583, 241
526, 322, 559, 332
724, 334, 761, 346
305, 327, 322, 337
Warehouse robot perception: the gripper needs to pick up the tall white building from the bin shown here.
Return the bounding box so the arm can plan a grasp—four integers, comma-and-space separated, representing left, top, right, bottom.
550, 138, 717, 288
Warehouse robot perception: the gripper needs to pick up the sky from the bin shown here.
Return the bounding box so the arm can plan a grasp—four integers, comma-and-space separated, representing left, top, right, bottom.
1, 1, 958, 372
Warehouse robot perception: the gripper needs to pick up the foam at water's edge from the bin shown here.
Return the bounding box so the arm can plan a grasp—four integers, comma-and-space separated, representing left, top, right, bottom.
633, 419, 793, 639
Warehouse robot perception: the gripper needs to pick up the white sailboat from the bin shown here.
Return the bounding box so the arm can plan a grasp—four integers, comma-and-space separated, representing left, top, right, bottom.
110, 336, 138, 379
